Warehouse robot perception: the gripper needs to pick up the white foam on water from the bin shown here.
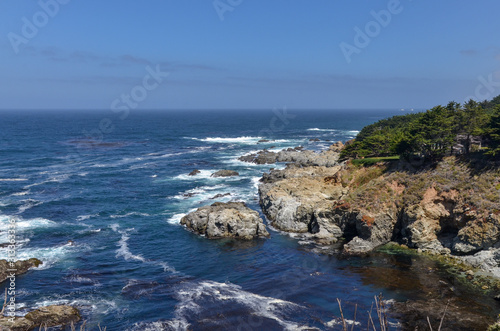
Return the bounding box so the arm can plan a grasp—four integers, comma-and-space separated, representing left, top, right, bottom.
190, 136, 264, 144
112, 226, 177, 273
32, 298, 118, 316
108, 224, 119, 234
307, 128, 337, 132
76, 213, 100, 222
167, 208, 197, 225
129, 319, 189, 331
17, 199, 43, 214
347, 130, 360, 134
0, 215, 57, 233
23, 174, 70, 189
167, 213, 186, 225
10, 190, 30, 197
251, 176, 261, 191
2, 244, 75, 270
110, 212, 152, 219
116, 229, 147, 263
167, 280, 309, 330
0, 178, 28, 182
172, 184, 229, 201
172, 169, 213, 181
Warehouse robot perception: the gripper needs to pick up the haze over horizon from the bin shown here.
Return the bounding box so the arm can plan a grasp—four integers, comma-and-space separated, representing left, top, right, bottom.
1, 0, 499, 110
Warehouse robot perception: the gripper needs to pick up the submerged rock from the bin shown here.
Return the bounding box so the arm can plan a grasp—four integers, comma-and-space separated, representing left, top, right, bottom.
0, 259, 42, 283
181, 202, 269, 239
209, 193, 231, 200
211, 170, 239, 177
0, 305, 80, 330
188, 169, 201, 176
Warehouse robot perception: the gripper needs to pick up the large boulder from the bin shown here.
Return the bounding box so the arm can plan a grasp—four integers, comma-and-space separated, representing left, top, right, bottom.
0, 305, 80, 330
181, 202, 269, 239
0, 259, 42, 283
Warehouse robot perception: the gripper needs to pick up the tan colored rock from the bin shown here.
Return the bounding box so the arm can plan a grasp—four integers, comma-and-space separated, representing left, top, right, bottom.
181, 202, 269, 239
328, 141, 344, 152
0, 259, 42, 283
0, 305, 80, 330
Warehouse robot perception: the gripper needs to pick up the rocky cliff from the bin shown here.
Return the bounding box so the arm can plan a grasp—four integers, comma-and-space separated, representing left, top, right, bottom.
252, 145, 500, 277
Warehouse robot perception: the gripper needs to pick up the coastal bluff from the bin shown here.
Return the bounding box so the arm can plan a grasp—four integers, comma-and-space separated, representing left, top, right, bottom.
250, 145, 500, 277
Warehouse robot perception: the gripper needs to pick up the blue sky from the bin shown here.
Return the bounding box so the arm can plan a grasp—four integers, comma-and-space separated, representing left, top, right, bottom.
0, 0, 499, 110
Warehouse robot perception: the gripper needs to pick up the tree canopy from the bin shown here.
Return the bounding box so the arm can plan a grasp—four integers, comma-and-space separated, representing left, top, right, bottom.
340, 95, 500, 162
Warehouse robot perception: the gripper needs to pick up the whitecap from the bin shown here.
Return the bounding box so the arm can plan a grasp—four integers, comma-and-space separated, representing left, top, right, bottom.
0, 178, 28, 182
307, 128, 337, 132
10, 190, 30, 197
190, 136, 263, 144
0, 215, 57, 232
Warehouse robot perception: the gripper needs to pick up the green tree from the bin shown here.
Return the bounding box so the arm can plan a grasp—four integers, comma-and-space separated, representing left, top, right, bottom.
457, 100, 488, 153
397, 106, 456, 161
486, 105, 500, 157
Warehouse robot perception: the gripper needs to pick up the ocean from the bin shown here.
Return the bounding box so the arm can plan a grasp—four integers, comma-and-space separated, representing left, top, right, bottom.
0, 109, 497, 330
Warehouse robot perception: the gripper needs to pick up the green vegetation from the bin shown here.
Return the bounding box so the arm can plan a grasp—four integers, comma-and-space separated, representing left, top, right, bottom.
340, 95, 500, 162
351, 156, 400, 166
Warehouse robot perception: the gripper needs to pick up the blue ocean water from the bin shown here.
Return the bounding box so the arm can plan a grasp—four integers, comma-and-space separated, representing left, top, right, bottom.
0, 109, 496, 330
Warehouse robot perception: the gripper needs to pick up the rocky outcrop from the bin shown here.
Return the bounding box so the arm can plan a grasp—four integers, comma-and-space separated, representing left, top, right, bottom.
259, 165, 348, 245
211, 170, 239, 177
239, 144, 341, 167
0, 259, 42, 283
257, 153, 500, 273
181, 202, 269, 239
0, 305, 80, 330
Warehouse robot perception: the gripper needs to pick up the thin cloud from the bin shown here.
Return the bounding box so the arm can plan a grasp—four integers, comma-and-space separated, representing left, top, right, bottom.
119, 54, 152, 66
460, 49, 478, 56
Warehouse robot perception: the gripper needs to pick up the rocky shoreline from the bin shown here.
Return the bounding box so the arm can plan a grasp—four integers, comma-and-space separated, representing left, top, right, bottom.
254, 144, 500, 279
175, 142, 500, 328
181, 143, 500, 284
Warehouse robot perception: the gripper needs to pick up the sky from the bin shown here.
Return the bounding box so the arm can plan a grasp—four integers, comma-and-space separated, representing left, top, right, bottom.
0, 0, 499, 110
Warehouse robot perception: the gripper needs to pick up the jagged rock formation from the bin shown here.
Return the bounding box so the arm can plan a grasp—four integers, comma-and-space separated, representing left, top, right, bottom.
0, 305, 80, 330
181, 202, 269, 239
256, 144, 500, 275
0, 259, 42, 283
239, 146, 340, 167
